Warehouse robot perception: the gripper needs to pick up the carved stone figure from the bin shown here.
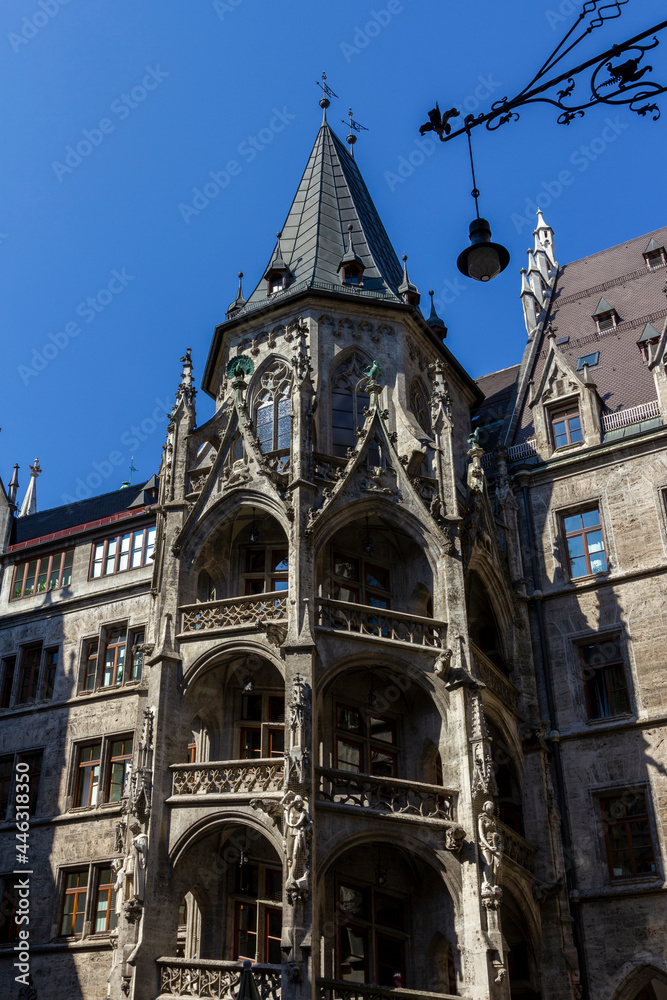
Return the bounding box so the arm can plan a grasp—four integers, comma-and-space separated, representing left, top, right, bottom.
112, 858, 126, 916
282, 792, 312, 881
445, 826, 466, 852
130, 823, 149, 901
434, 648, 453, 680
478, 800, 504, 888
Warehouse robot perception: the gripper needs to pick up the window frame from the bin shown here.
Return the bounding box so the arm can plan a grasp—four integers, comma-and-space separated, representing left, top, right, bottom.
0, 750, 42, 822
11, 548, 74, 601
549, 404, 583, 450
0, 657, 16, 709
89, 525, 156, 580
232, 859, 283, 963
330, 354, 372, 458
16, 644, 43, 705
561, 505, 609, 580
236, 691, 285, 760
644, 247, 666, 270
79, 623, 146, 693
598, 788, 657, 880
58, 862, 119, 940
336, 877, 409, 987
0, 875, 22, 944
240, 546, 288, 597
578, 635, 632, 721
70, 734, 134, 811
334, 703, 399, 778
332, 551, 392, 609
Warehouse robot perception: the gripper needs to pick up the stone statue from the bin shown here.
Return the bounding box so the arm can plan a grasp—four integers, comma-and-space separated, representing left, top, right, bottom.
112, 858, 125, 916
281, 792, 312, 882
130, 823, 149, 901
362, 360, 382, 383
477, 800, 504, 888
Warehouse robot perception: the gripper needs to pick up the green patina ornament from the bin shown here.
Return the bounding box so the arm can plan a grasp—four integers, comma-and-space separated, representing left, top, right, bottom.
226, 355, 255, 379
363, 360, 382, 382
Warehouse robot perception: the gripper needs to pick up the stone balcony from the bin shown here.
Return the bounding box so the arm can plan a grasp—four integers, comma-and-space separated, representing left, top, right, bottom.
316, 599, 447, 649
157, 959, 281, 1000
318, 978, 458, 1000
499, 820, 537, 875
469, 643, 521, 714
316, 768, 457, 824
169, 759, 284, 800
178, 591, 288, 638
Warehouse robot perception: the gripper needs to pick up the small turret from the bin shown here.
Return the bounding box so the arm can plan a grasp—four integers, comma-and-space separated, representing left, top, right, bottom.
8, 465, 19, 506
337, 225, 365, 286
533, 208, 556, 268
527, 250, 545, 304
263, 232, 294, 296
398, 254, 421, 306
426, 289, 447, 338
520, 268, 539, 334
226, 272, 246, 319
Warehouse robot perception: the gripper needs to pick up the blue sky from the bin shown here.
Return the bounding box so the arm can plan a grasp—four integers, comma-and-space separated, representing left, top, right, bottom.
2, 0, 665, 511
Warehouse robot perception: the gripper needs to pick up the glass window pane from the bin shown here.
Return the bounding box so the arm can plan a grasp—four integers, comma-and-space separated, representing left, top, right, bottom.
589, 550, 607, 574
582, 509, 601, 528
370, 749, 396, 776
120, 535, 131, 553
570, 555, 588, 578
337, 740, 361, 772
563, 514, 582, 533
272, 551, 288, 572
369, 717, 395, 743
337, 707, 362, 733
567, 535, 585, 558
118, 552, 129, 572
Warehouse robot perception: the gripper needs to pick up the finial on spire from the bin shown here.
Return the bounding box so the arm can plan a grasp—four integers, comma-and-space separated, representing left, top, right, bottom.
18, 459, 41, 518
398, 254, 420, 306
8, 465, 19, 506
227, 271, 246, 319
176, 347, 196, 408
426, 289, 447, 338
342, 107, 368, 158
316, 72, 338, 120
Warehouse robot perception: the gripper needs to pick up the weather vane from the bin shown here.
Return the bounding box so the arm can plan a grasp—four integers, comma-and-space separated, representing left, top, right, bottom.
342, 107, 368, 133
419, 2, 667, 142
316, 71, 338, 102
128, 458, 137, 485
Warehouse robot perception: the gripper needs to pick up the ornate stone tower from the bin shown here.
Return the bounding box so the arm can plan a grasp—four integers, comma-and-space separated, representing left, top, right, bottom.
110, 107, 574, 1000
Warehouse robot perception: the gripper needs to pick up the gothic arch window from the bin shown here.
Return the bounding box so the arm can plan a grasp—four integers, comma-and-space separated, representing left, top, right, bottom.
465, 572, 506, 672
253, 360, 292, 454
331, 352, 371, 457
410, 378, 431, 435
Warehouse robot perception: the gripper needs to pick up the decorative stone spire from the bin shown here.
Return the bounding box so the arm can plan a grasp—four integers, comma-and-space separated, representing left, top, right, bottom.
176, 348, 196, 409
226, 272, 246, 319
426, 289, 447, 338
520, 267, 539, 334
398, 254, 421, 306
18, 459, 41, 518
533, 207, 556, 267
527, 250, 544, 304
8, 465, 19, 506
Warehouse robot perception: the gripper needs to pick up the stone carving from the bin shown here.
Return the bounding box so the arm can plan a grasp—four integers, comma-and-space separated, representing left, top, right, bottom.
470, 690, 498, 798
281, 791, 312, 904
358, 465, 398, 494
434, 648, 453, 679
130, 821, 149, 901
112, 858, 126, 916
113, 818, 127, 854
478, 800, 504, 893
256, 617, 288, 649
445, 826, 467, 852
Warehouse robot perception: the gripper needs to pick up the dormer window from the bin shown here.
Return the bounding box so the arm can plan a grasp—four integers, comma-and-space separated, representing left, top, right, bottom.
592, 297, 618, 333
338, 225, 365, 288
269, 276, 286, 295
342, 265, 363, 287
643, 238, 666, 270
551, 405, 583, 449
263, 232, 293, 297
637, 322, 661, 362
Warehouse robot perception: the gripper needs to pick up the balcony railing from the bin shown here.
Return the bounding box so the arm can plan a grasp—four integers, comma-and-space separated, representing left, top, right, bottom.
317, 768, 456, 822
158, 959, 280, 1000
316, 599, 447, 648
318, 978, 458, 1000
507, 438, 538, 462
180, 591, 287, 635
171, 759, 284, 797
470, 645, 521, 713
602, 399, 661, 430
499, 821, 537, 875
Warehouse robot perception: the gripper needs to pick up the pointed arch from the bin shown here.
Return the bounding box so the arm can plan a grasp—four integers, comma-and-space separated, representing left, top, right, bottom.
249, 355, 292, 455
330, 349, 371, 457
614, 965, 667, 1000
410, 377, 431, 435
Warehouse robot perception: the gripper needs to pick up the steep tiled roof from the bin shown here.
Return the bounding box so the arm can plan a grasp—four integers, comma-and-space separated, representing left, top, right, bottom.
474, 364, 520, 451
235, 121, 405, 316
12, 483, 150, 545
510, 225, 667, 443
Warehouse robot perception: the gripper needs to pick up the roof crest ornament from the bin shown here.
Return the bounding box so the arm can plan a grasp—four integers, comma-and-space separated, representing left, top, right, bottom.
341, 107, 368, 158
316, 72, 338, 122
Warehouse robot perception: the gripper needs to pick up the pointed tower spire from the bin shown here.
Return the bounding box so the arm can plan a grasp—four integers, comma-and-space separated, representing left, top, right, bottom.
8, 465, 19, 506
426, 289, 447, 338
398, 254, 421, 306
18, 459, 41, 518
533, 208, 556, 267
226, 272, 246, 319
176, 348, 196, 409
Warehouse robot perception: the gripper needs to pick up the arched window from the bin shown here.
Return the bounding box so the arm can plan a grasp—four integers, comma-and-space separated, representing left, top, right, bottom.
253, 361, 291, 454
410, 378, 431, 434
465, 572, 505, 672
331, 353, 371, 457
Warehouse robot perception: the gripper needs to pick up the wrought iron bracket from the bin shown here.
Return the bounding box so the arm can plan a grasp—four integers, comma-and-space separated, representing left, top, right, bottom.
420, 4, 667, 142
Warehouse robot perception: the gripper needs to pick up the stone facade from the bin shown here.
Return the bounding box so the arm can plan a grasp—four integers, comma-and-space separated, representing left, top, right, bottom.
0, 115, 665, 1000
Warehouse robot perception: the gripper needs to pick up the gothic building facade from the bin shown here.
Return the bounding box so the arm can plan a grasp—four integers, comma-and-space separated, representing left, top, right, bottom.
0, 108, 666, 1000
